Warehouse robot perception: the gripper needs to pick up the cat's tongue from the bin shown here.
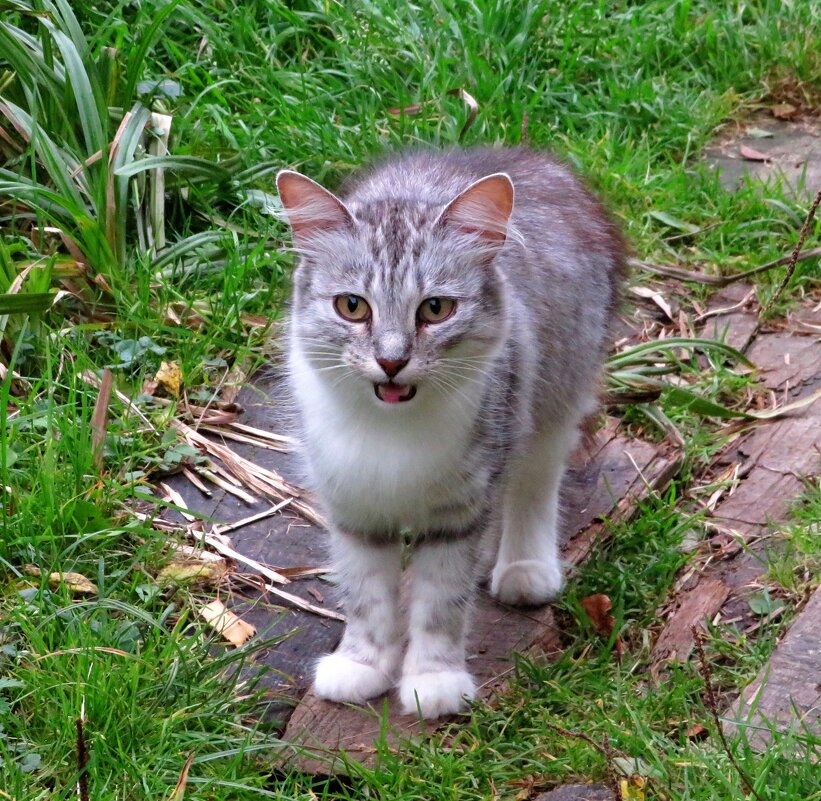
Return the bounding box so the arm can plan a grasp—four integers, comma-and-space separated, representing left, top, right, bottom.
375, 382, 416, 403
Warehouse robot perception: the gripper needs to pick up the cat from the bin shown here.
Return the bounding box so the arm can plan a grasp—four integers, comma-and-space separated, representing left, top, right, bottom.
276, 147, 625, 719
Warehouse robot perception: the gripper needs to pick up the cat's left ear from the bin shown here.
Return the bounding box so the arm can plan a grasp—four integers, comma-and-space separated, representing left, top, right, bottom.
276, 170, 353, 246
436, 173, 514, 243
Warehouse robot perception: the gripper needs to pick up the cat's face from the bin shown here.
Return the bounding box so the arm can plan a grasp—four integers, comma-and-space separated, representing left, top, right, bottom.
278, 171, 514, 406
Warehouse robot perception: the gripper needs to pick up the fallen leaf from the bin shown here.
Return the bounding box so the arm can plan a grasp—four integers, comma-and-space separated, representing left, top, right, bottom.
630, 286, 674, 320
619, 776, 646, 801
684, 723, 709, 740
746, 127, 774, 139
771, 103, 798, 120
157, 557, 228, 586
580, 593, 624, 655
199, 599, 256, 646
739, 145, 772, 162
24, 565, 98, 595
154, 360, 183, 398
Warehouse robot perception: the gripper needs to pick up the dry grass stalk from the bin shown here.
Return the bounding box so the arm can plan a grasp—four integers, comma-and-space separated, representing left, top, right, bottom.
212, 499, 294, 536
174, 419, 324, 526
198, 423, 290, 451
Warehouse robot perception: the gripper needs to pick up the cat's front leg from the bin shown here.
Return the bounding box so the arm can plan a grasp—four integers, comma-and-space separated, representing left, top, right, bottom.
399, 534, 479, 718
314, 529, 403, 703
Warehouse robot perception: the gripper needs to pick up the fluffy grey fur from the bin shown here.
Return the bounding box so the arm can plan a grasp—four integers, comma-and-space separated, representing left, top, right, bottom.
277, 147, 625, 718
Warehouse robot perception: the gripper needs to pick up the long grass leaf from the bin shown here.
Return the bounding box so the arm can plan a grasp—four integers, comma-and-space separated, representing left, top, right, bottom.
0, 292, 55, 314
608, 337, 753, 369
0, 100, 88, 211
122, 0, 186, 105
114, 155, 232, 182
108, 104, 151, 262
45, 24, 106, 155
151, 231, 228, 271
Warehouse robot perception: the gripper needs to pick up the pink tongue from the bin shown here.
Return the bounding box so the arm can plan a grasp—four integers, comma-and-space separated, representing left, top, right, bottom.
378, 383, 408, 403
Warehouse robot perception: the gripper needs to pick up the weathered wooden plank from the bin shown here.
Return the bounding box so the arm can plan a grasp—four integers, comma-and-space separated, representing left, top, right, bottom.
652, 578, 731, 663
653, 302, 821, 667
723, 587, 821, 750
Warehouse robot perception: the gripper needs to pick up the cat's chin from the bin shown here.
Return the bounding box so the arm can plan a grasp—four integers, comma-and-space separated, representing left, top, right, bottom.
374, 382, 417, 403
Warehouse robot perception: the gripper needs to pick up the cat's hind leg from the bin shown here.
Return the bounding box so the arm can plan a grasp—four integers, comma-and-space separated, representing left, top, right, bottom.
490, 418, 581, 607
314, 530, 403, 703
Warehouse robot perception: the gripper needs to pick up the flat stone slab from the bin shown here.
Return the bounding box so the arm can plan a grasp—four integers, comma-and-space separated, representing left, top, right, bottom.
724, 587, 821, 751
704, 112, 821, 198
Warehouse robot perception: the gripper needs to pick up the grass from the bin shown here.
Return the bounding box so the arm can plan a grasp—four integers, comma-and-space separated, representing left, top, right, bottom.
1, 0, 820, 798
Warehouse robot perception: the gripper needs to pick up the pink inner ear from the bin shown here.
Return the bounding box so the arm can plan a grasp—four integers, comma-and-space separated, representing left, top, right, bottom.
440, 173, 514, 242
276, 170, 352, 239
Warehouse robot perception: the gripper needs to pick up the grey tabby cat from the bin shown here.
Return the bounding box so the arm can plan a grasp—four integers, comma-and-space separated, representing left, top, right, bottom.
276, 148, 625, 718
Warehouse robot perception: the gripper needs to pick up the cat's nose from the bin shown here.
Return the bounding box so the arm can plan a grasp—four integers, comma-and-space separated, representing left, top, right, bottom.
376, 357, 409, 378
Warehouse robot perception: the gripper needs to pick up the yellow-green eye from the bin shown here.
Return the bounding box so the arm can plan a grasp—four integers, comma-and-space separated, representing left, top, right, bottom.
417, 297, 456, 324
334, 294, 371, 322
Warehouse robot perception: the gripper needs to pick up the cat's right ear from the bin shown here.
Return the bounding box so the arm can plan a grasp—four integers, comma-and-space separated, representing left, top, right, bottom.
276, 170, 353, 246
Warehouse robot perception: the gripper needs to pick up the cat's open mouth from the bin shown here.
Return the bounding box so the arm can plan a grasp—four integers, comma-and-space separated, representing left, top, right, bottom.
374, 382, 417, 403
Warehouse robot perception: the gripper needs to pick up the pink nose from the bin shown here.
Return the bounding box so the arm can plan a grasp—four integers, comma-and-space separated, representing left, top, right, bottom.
376, 357, 408, 378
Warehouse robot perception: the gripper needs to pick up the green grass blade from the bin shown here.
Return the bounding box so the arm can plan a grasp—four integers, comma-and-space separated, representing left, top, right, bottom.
122, 0, 186, 106
44, 23, 106, 156
0, 292, 55, 314
114, 155, 232, 182
608, 337, 754, 369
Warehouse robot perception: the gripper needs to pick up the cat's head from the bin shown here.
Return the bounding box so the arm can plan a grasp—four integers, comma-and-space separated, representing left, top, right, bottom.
277, 169, 515, 407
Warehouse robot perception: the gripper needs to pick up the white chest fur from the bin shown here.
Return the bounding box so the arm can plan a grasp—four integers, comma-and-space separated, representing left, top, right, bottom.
289, 350, 481, 534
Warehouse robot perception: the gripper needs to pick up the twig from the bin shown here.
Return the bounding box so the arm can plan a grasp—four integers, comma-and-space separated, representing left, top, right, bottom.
760, 189, 821, 318
692, 627, 763, 801
631, 246, 821, 287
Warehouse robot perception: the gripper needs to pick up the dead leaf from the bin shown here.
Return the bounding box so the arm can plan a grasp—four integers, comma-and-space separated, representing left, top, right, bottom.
684, 723, 709, 740
157, 557, 228, 586
619, 776, 646, 801
199, 599, 256, 646
739, 145, 772, 162
771, 103, 799, 120
24, 565, 98, 595
630, 286, 674, 320
166, 752, 195, 801
307, 586, 325, 604
154, 360, 183, 398
580, 593, 625, 656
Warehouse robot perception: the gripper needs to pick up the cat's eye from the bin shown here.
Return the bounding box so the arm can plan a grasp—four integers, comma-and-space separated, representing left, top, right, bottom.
417, 297, 456, 324
334, 294, 371, 322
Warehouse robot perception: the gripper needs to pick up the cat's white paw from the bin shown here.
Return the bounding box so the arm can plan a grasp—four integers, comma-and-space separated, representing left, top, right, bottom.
490, 558, 564, 606
314, 653, 393, 703
398, 670, 476, 718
